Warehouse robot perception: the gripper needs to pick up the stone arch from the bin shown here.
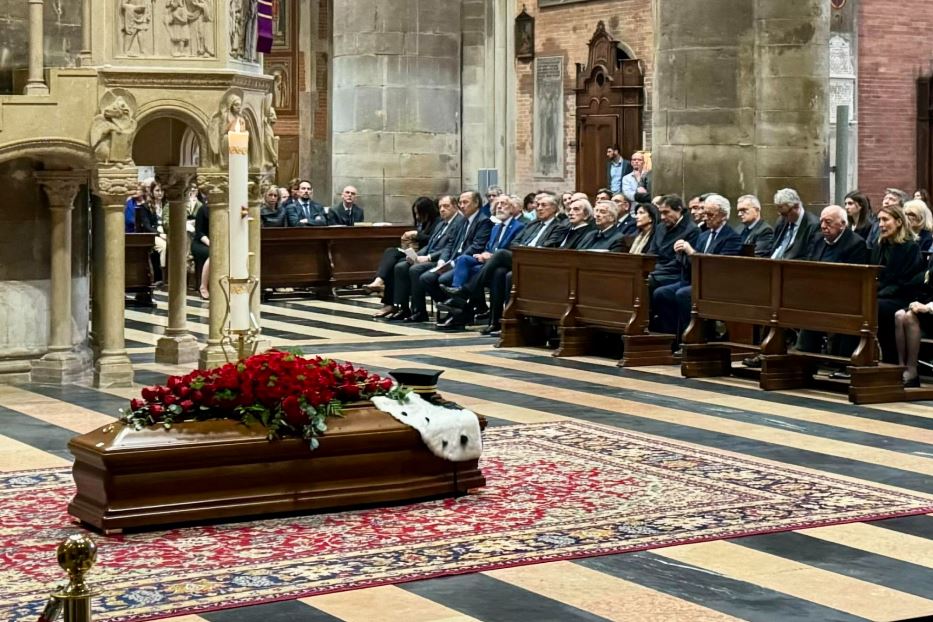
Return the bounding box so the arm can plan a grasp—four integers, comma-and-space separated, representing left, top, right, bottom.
133, 102, 211, 163
0, 139, 93, 170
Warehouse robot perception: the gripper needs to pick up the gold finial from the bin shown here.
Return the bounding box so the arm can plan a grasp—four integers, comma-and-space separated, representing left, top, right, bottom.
57, 534, 97, 597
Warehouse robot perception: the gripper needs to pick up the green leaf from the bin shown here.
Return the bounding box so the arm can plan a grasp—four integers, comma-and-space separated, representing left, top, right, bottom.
309, 437, 319, 451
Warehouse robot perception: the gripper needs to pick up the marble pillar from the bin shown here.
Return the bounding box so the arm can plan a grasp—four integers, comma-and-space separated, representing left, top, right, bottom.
247, 176, 270, 353
78, 0, 92, 66
92, 169, 136, 387
331, 0, 462, 222
155, 167, 199, 365
24, 0, 48, 95
652, 0, 829, 216
197, 173, 231, 370
30, 171, 92, 384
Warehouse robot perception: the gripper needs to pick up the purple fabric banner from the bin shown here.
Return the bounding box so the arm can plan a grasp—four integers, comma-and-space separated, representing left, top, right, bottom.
257, 0, 274, 54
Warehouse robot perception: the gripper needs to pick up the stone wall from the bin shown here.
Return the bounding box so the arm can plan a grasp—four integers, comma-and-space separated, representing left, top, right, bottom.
0, 0, 82, 92
331, 0, 462, 223
512, 0, 654, 195
858, 0, 933, 204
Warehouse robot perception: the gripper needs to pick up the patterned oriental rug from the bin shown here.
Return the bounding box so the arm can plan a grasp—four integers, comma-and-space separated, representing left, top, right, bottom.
4, 421, 932, 621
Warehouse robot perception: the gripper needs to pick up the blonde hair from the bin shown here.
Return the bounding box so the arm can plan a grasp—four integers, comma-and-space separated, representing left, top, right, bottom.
878, 204, 917, 245
641, 151, 652, 172
903, 199, 933, 232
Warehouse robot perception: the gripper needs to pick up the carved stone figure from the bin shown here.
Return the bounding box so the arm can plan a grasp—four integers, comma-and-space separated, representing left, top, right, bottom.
90, 91, 138, 164
163, 0, 213, 57
262, 94, 279, 169
121, 0, 152, 56
229, 0, 258, 62
188, 0, 213, 56
208, 90, 245, 166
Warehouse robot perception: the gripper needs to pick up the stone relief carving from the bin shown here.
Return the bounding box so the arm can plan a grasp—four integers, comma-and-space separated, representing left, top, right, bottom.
196, 173, 230, 196
164, 0, 215, 57
89, 90, 138, 164
829, 35, 855, 77
120, 0, 153, 56
229, 0, 258, 63
829, 35, 856, 124
207, 88, 245, 167
262, 93, 279, 170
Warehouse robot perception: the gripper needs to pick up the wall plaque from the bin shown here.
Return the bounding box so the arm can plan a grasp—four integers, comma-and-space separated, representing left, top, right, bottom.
533, 56, 564, 179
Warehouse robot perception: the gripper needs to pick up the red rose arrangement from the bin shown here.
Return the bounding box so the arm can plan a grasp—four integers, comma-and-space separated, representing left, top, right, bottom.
121, 350, 405, 449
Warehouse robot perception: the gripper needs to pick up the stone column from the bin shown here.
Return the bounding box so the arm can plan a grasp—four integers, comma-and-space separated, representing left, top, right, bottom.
247, 176, 270, 353
197, 173, 230, 370
77, 0, 92, 66
331, 0, 462, 222
31, 171, 91, 384
24, 0, 49, 95
154, 167, 199, 364
652, 1, 829, 217
92, 169, 136, 387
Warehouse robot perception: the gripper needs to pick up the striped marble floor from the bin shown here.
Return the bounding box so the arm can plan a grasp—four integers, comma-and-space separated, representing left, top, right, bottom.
4, 291, 933, 622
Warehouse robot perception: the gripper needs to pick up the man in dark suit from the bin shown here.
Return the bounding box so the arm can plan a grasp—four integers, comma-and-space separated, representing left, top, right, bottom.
559, 198, 596, 249
419, 191, 492, 323
652, 194, 743, 336
647, 194, 700, 292
768, 188, 819, 260
328, 185, 364, 226
440, 192, 569, 332
796, 205, 871, 365
446, 196, 525, 289
736, 194, 774, 256
580, 200, 627, 251
391, 195, 462, 322
285, 180, 327, 227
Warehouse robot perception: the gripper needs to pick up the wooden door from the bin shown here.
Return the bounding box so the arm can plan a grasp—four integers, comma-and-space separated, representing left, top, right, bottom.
918, 75, 933, 193
574, 21, 644, 198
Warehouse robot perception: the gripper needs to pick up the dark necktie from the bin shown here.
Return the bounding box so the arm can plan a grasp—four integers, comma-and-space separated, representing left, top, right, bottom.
302, 201, 310, 221
703, 229, 717, 253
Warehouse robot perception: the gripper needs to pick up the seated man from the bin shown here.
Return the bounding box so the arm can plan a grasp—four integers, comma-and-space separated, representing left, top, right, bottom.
651, 194, 742, 337
736, 194, 774, 256
559, 198, 596, 248
581, 200, 627, 251
795, 205, 871, 368
768, 187, 819, 260
285, 180, 328, 226
448, 195, 524, 289
327, 186, 364, 226
439, 193, 569, 333
647, 194, 700, 293
418, 191, 492, 323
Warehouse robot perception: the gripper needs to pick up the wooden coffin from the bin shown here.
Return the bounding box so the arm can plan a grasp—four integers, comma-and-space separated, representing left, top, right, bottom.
68, 406, 487, 532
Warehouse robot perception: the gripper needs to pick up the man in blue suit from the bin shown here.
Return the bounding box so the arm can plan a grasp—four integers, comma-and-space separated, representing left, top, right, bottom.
448, 196, 525, 289
652, 193, 743, 338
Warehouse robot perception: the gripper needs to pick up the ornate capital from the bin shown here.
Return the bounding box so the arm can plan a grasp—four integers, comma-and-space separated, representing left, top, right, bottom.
34, 170, 88, 209
94, 166, 139, 204
196, 172, 229, 198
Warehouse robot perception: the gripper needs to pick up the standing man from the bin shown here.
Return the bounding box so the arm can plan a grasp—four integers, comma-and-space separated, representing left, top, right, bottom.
285, 180, 327, 226
605, 145, 633, 195
329, 186, 364, 226
621, 151, 650, 203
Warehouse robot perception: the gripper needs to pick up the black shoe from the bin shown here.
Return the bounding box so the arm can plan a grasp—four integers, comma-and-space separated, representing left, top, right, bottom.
404, 311, 429, 323
489, 329, 501, 338
441, 285, 464, 298
742, 355, 762, 368
436, 316, 467, 331
438, 298, 466, 312
475, 311, 491, 323
828, 369, 851, 380
479, 324, 501, 336
905, 376, 921, 388
386, 309, 411, 322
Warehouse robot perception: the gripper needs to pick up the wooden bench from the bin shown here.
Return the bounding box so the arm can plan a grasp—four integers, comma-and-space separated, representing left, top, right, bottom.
260, 225, 411, 299
125, 232, 157, 306
681, 255, 907, 404
499, 248, 674, 366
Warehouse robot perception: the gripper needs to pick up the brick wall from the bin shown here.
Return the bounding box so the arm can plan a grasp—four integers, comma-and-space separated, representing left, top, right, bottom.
513, 0, 653, 194
858, 0, 933, 204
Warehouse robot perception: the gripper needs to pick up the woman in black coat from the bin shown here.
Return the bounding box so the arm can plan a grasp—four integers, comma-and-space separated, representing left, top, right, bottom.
366, 197, 440, 317
844, 191, 873, 243
191, 202, 211, 299
872, 204, 925, 364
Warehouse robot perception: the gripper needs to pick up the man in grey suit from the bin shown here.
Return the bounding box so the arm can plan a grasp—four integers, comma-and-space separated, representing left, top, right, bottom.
768, 188, 819, 260
735, 194, 774, 256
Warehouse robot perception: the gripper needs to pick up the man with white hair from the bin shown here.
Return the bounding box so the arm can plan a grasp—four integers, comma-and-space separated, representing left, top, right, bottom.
581, 200, 627, 251
652, 193, 743, 337
559, 198, 596, 249
768, 188, 819, 260
736, 194, 774, 256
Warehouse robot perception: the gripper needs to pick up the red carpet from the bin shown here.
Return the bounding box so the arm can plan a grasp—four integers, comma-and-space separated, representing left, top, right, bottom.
4, 421, 931, 621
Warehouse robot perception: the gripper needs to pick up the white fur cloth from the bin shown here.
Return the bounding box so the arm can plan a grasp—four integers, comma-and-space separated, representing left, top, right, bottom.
371, 393, 483, 462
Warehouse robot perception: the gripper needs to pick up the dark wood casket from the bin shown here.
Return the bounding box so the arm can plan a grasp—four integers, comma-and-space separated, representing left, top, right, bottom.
68, 406, 487, 532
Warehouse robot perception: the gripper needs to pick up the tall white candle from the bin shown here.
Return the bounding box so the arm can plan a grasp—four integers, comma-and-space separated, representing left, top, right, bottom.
228, 119, 251, 331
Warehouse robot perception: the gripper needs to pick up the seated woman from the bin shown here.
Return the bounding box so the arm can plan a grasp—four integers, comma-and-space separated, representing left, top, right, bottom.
844, 190, 873, 243
367, 197, 440, 318
904, 199, 933, 252
628, 202, 659, 255
872, 204, 925, 364
260, 185, 287, 227
894, 263, 933, 388
191, 201, 211, 300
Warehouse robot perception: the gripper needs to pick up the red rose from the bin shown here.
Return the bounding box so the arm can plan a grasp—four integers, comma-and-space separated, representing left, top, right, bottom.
149, 404, 164, 417
282, 396, 307, 427
377, 378, 394, 391
177, 385, 191, 398
167, 376, 182, 390
141, 386, 158, 401
191, 390, 204, 404
130, 398, 144, 411
339, 383, 361, 401
180, 399, 194, 412
163, 395, 177, 406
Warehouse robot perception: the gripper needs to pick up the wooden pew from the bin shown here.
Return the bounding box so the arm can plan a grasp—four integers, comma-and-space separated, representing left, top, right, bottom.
260, 225, 410, 298
125, 232, 157, 306
499, 248, 674, 366
681, 255, 906, 404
